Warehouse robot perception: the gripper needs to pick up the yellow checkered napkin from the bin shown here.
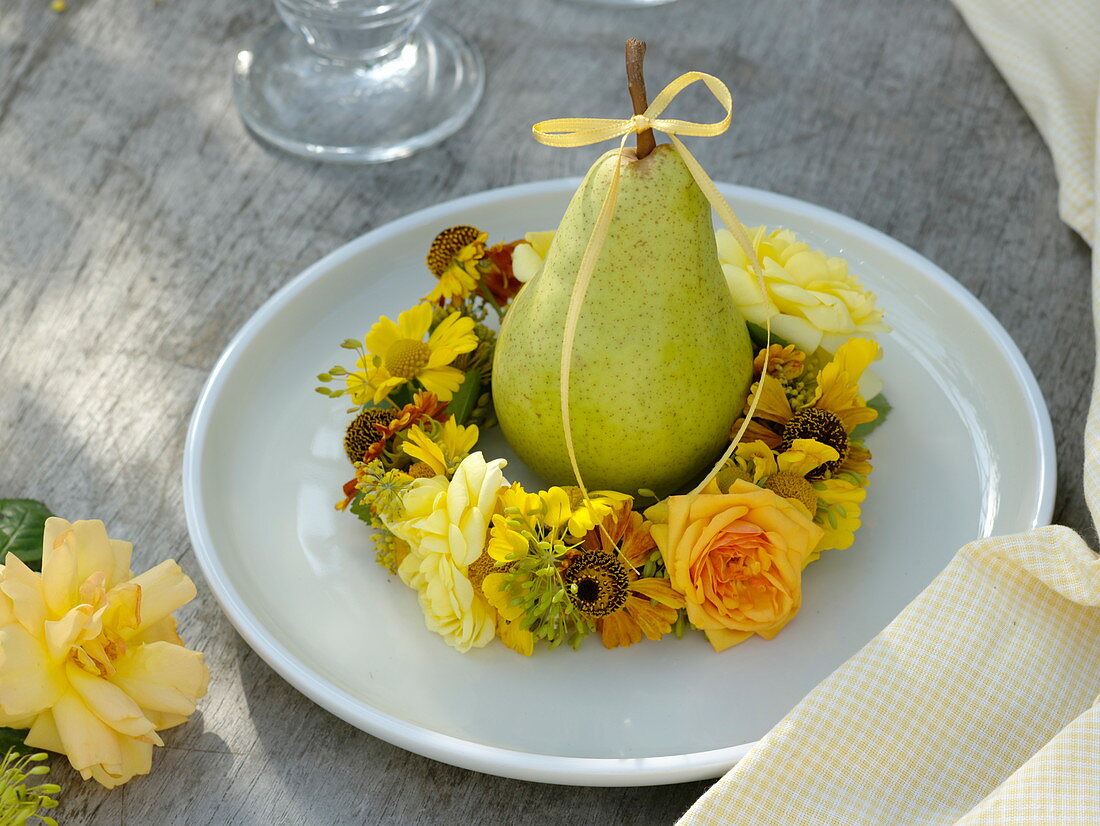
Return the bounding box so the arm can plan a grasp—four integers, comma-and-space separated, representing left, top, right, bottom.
682, 529, 1100, 824
682, 2, 1100, 823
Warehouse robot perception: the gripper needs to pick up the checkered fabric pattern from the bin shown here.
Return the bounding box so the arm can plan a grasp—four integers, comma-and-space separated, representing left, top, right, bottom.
681, 3, 1100, 823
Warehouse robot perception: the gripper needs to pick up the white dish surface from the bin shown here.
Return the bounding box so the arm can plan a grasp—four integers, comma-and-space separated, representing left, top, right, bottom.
183, 179, 1055, 786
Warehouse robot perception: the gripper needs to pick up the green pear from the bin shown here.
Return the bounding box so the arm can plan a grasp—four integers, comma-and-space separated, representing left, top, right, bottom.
493, 143, 754, 497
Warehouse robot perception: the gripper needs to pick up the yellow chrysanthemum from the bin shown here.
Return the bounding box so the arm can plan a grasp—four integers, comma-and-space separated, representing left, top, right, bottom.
716, 226, 889, 353
425, 226, 488, 303
346, 303, 477, 405
386, 452, 506, 652
0, 519, 208, 788
401, 420, 480, 477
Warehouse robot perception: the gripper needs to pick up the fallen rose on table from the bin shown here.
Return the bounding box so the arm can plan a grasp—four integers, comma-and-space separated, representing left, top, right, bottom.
0, 500, 208, 790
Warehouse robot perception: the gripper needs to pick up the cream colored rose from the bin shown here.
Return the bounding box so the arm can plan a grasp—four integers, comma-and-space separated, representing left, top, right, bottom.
716, 226, 889, 354
387, 452, 506, 652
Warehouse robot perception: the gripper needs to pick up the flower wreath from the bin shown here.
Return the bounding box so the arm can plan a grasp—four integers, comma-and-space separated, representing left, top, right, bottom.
316, 224, 889, 655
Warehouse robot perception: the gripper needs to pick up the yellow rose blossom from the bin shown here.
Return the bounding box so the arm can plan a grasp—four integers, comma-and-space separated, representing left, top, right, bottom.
345, 303, 477, 405
401, 419, 480, 477
647, 479, 823, 652
386, 452, 506, 652
0, 519, 208, 788
716, 226, 889, 353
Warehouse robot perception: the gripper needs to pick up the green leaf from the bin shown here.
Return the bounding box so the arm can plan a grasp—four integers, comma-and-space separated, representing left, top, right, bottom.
0, 727, 28, 756
387, 383, 415, 410
746, 322, 793, 351
446, 370, 482, 426
0, 499, 53, 572
347, 493, 379, 528
851, 393, 892, 439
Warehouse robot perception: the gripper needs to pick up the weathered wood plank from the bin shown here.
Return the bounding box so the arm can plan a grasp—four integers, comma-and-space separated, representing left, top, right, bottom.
0, 0, 1090, 822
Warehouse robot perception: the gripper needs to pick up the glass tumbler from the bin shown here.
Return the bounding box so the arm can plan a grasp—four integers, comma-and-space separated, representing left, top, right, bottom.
233, 0, 484, 163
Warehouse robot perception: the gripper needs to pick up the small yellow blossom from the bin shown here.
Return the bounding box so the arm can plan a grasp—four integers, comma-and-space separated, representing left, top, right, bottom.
401, 419, 479, 477
716, 226, 889, 353
561, 488, 633, 538
810, 478, 867, 560
346, 303, 477, 404
0, 519, 208, 788
487, 485, 572, 563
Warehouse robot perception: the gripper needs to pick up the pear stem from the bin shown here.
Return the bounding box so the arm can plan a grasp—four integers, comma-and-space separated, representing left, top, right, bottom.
625, 38, 656, 160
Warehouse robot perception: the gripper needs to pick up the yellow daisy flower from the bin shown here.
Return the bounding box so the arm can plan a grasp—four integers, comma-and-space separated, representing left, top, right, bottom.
425, 226, 488, 303
402, 420, 480, 477
736, 338, 881, 477
348, 303, 477, 404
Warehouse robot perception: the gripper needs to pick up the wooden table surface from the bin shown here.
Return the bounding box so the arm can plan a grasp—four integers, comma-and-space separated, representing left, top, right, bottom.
0, 0, 1092, 822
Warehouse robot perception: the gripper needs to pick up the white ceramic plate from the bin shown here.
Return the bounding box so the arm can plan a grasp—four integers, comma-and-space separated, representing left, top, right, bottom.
183, 180, 1055, 786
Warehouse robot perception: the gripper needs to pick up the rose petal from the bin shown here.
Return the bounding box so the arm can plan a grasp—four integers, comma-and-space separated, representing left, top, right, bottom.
0, 622, 65, 717
126, 560, 197, 637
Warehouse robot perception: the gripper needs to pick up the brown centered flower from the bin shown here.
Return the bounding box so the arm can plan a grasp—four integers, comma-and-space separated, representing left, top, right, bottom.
576, 503, 684, 649
338, 392, 450, 505
735, 339, 880, 480
344, 408, 397, 464
425, 226, 488, 303
367, 391, 449, 460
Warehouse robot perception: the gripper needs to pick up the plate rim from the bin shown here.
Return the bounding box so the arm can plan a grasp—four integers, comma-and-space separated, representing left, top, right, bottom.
182, 178, 1057, 786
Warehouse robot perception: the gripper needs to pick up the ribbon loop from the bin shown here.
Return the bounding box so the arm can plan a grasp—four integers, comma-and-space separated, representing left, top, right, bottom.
532, 71, 770, 502
533, 70, 735, 148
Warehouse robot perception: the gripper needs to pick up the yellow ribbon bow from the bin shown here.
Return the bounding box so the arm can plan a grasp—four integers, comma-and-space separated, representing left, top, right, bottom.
531, 71, 771, 500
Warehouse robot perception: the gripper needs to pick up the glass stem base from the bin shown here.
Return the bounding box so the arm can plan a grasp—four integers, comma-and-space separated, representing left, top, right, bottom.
233, 15, 484, 164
